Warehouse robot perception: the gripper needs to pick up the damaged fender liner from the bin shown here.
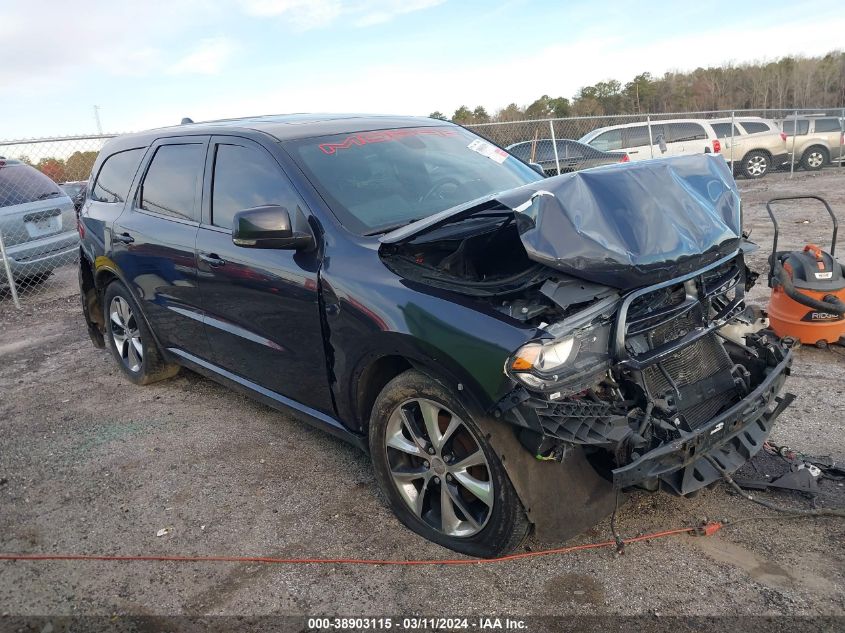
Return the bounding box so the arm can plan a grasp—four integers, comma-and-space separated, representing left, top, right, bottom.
613, 349, 794, 494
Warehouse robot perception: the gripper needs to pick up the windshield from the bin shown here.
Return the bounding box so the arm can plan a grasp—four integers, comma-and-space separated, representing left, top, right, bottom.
0, 164, 64, 208
285, 126, 541, 234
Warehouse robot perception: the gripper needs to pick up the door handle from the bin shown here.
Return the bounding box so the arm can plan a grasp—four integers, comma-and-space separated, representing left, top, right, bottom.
628, 150, 639, 154
199, 252, 226, 267
114, 232, 134, 244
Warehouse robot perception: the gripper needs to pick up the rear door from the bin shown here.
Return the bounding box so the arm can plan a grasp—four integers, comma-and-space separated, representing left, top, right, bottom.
111, 137, 211, 359
195, 135, 333, 414
83, 147, 146, 257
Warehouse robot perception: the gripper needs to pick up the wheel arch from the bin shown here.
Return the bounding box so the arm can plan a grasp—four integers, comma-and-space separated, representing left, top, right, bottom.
802, 144, 829, 162
351, 347, 501, 436
92, 263, 170, 363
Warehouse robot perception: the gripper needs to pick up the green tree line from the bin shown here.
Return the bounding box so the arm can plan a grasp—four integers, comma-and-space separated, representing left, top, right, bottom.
16, 151, 98, 183
433, 50, 845, 124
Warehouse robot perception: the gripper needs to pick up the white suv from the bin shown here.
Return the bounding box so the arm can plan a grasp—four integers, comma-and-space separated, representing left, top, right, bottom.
579, 119, 722, 163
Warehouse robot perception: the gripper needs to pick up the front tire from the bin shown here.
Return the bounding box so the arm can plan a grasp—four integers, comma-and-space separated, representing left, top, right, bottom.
369, 370, 530, 558
801, 146, 828, 171
103, 280, 179, 385
741, 151, 770, 179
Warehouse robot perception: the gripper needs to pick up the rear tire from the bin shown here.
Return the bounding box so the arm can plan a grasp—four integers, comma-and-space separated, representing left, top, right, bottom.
369, 370, 530, 558
103, 280, 179, 385
801, 146, 828, 171
740, 151, 770, 179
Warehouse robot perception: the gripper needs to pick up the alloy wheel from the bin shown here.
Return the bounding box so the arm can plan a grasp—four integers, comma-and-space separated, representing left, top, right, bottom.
807, 151, 824, 168
109, 296, 143, 372
385, 398, 493, 537
746, 155, 767, 176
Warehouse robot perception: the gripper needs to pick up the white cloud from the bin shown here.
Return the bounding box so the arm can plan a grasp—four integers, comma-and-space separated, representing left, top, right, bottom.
238, 0, 444, 30
169, 38, 237, 75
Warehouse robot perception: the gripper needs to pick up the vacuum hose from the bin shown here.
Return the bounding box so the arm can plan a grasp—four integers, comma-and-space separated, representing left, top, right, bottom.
773, 262, 845, 315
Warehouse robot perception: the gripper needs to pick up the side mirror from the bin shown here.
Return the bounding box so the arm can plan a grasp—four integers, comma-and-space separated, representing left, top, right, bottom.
528, 162, 546, 176
655, 134, 668, 154
232, 205, 313, 250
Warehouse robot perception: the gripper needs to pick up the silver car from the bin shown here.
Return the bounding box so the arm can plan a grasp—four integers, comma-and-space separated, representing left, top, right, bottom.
0, 158, 79, 284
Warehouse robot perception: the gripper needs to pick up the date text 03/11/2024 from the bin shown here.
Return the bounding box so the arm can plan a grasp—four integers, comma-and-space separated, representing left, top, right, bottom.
306, 616, 528, 630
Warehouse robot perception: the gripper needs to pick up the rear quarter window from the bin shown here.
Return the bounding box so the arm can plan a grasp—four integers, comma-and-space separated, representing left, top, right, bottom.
90, 148, 145, 203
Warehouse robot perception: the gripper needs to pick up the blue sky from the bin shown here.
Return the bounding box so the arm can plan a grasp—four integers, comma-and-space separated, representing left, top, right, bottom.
1, 0, 842, 139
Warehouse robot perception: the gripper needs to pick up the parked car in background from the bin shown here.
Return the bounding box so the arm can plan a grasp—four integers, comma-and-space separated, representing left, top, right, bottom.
60, 180, 88, 213
777, 115, 845, 170
708, 117, 788, 179
77, 115, 792, 557
0, 157, 78, 285
579, 119, 722, 163
506, 139, 628, 175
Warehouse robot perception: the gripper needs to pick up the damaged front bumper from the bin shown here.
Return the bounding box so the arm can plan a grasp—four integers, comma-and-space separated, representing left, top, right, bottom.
496, 252, 796, 496
612, 348, 793, 494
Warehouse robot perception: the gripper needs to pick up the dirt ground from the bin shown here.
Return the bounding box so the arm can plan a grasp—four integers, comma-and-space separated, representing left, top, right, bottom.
1, 167, 844, 625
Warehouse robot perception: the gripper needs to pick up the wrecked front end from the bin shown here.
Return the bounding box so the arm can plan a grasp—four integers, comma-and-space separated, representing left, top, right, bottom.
382, 155, 794, 497
498, 251, 793, 495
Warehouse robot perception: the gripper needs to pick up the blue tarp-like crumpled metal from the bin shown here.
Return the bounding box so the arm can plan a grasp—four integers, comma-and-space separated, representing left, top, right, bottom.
498, 154, 742, 290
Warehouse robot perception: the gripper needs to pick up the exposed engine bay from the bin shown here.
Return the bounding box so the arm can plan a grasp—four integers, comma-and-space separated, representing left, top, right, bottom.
380, 155, 793, 496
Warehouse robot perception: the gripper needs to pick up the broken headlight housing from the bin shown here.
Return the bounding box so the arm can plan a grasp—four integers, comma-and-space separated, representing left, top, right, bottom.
506, 307, 616, 395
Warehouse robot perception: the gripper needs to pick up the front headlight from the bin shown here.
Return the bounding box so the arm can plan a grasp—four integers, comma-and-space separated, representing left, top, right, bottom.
507, 319, 614, 394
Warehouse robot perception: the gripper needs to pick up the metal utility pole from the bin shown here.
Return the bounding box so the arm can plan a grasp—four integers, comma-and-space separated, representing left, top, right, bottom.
93, 106, 103, 135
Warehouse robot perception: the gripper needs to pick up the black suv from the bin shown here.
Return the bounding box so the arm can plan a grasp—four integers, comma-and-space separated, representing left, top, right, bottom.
78, 115, 792, 557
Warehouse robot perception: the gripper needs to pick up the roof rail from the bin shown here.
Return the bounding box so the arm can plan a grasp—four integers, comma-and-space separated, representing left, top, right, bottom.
181, 117, 194, 125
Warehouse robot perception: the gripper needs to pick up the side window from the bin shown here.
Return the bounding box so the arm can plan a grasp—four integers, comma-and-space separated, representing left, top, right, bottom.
711, 123, 742, 138
739, 122, 770, 134
139, 144, 205, 221
814, 118, 842, 133
90, 148, 144, 203
781, 120, 809, 136
622, 126, 651, 148
590, 129, 622, 151
211, 144, 292, 230
666, 123, 706, 142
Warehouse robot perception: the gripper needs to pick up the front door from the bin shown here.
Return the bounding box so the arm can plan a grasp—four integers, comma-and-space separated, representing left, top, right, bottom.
195, 136, 334, 415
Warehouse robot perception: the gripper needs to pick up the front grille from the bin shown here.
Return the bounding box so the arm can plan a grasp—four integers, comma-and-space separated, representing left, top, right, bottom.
619, 255, 746, 431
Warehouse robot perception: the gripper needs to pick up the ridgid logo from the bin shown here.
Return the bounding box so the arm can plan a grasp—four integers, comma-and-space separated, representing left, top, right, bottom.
318, 128, 458, 155
802, 310, 844, 322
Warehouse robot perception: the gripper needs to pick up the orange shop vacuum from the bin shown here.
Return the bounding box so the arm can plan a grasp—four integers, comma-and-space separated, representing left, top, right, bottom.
766, 195, 845, 348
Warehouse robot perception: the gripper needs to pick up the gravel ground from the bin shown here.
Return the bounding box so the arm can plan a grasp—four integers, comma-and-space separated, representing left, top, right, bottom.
1, 167, 844, 623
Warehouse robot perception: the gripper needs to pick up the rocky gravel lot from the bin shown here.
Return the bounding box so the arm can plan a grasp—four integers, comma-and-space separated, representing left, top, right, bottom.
1, 167, 844, 625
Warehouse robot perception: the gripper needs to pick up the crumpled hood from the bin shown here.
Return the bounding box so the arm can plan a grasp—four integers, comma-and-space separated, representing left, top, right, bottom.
381, 154, 742, 291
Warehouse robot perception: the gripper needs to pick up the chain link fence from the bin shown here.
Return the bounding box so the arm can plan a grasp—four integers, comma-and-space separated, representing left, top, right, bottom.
0, 135, 115, 308
466, 108, 845, 178
1, 109, 843, 309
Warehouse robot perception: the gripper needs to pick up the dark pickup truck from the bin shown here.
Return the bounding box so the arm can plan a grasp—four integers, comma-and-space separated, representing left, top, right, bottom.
78, 114, 792, 558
